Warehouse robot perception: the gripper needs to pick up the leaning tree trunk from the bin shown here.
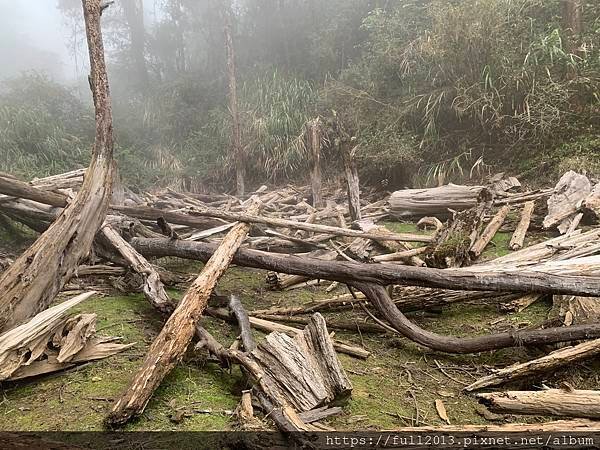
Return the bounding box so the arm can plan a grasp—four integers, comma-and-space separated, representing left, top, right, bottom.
223, 0, 244, 196
0, 0, 115, 332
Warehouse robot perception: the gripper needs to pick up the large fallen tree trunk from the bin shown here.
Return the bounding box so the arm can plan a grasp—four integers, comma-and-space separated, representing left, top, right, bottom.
478, 390, 600, 419
0, 0, 115, 332
389, 184, 488, 218
105, 199, 260, 427
465, 337, 600, 391
130, 237, 600, 297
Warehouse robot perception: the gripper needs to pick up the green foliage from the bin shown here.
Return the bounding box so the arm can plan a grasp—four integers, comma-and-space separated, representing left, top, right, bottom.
0, 73, 92, 178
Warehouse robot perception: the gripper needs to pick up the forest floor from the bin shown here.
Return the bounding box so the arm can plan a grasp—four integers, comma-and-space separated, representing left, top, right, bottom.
0, 224, 598, 432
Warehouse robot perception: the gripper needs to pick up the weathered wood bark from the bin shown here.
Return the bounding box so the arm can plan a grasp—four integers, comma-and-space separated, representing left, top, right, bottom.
0, 292, 132, 381
372, 247, 427, 263
357, 219, 426, 266
543, 171, 591, 233
105, 200, 259, 427
131, 237, 600, 297
0, 0, 115, 332
381, 419, 600, 432
223, 0, 244, 195
470, 205, 510, 258
550, 295, 600, 326
390, 184, 488, 218
341, 143, 361, 221
308, 119, 323, 208
100, 224, 172, 314
509, 201, 535, 250
228, 294, 256, 352
0, 175, 68, 207
428, 200, 491, 268
113, 204, 431, 243
478, 389, 600, 419
465, 338, 600, 391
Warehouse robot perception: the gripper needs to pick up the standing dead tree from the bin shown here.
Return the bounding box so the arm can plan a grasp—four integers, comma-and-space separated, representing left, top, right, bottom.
307, 118, 323, 208
223, 0, 245, 196
0, 0, 115, 332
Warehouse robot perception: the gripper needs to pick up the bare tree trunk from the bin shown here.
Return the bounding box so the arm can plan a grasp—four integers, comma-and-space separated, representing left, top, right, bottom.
562, 0, 583, 54
0, 0, 115, 332
223, 1, 245, 196
308, 119, 323, 208
342, 143, 361, 221
122, 0, 149, 91
105, 200, 260, 427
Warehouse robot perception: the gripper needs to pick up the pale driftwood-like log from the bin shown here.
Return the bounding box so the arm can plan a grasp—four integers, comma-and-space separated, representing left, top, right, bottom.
470, 205, 510, 258
356, 219, 426, 266
100, 224, 172, 314
113, 204, 431, 243
0, 0, 115, 332
509, 201, 535, 250
543, 171, 591, 232
478, 390, 600, 419
0, 175, 68, 208
390, 184, 487, 218
0, 292, 132, 381
373, 247, 428, 263
465, 338, 600, 391
105, 199, 260, 427
383, 419, 600, 432
132, 237, 600, 297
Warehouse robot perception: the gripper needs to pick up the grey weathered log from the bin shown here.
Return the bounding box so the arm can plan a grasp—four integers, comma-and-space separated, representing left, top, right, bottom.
465, 337, 600, 391
390, 184, 488, 218
478, 390, 600, 419
509, 201, 535, 250
228, 294, 256, 352
130, 237, 600, 297
470, 205, 510, 258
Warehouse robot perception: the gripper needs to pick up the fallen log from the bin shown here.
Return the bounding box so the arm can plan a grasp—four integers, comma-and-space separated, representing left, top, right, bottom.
105, 199, 260, 427
465, 338, 600, 391
112, 204, 431, 243
389, 184, 488, 218
470, 205, 510, 258
0, 0, 115, 332
100, 224, 172, 314
509, 201, 535, 250
228, 294, 256, 352
131, 237, 600, 297
478, 390, 600, 419
356, 282, 600, 353
0, 175, 68, 208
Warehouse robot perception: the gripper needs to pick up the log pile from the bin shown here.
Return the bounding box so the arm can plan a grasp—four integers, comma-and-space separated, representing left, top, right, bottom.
0, 8, 599, 433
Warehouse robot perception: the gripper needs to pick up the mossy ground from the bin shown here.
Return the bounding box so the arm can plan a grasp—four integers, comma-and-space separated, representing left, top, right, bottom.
0, 222, 596, 431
